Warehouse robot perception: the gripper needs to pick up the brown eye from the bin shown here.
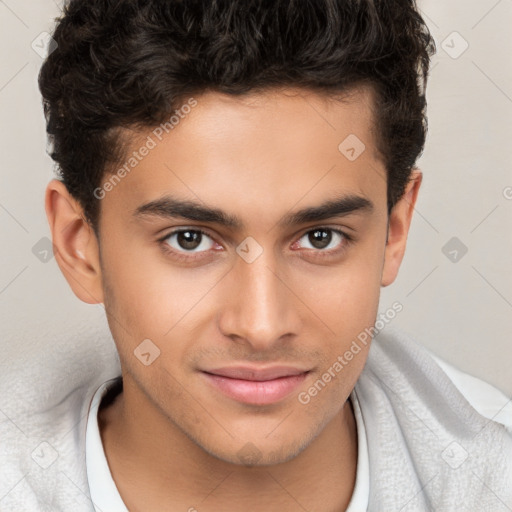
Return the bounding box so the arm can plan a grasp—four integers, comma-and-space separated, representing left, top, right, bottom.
297, 228, 346, 252
307, 229, 332, 249
163, 229, 215, 253
177, 230, 202, 250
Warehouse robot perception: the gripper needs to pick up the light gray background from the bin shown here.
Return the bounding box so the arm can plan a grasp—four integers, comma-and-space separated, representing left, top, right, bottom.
1, 1, 511, 395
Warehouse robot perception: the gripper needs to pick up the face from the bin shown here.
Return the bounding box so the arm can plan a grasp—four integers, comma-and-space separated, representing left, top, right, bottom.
47, 86, 420, 466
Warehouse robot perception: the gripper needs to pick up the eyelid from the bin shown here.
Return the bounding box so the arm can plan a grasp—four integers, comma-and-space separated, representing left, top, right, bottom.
158, 225, 353, 263
292, 226, 352, 251
299, 225, 353, 241
157, 227, 220, 263
158, 227, 218, 248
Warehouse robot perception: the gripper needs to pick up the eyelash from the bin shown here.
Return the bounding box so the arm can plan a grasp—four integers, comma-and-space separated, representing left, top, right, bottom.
157, 226, 354, 262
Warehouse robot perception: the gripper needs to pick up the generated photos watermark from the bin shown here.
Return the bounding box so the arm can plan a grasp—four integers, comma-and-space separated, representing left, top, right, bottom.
93, 97, 198, 200
298, 301, 403, 405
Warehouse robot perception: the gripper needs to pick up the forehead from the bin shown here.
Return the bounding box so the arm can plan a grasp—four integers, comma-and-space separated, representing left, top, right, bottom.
100, 86, 386, 227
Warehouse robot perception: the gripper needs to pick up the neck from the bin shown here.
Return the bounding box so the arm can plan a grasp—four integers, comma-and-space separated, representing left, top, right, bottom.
98, 376, 358, 512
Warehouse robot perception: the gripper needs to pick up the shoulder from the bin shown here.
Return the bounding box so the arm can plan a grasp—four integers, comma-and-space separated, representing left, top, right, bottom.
0, 375, 109, 511
427, 350, 512, 433
356, 326, 512, 508
361, 324, 512, 435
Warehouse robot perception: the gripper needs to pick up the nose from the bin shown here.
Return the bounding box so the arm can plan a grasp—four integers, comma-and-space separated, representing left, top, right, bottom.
217, 248, 302, 352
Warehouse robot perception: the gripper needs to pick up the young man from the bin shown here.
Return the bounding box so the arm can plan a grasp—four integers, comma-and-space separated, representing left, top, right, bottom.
2, 0, 511, 511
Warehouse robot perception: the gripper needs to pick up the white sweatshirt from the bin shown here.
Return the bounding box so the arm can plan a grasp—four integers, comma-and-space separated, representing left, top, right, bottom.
1, 326, 511, 511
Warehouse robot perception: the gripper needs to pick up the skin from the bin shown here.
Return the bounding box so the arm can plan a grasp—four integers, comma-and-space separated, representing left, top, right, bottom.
45, 86, 421, 512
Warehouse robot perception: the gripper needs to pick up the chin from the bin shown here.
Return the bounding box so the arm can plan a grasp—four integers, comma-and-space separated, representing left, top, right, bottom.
196, 429, 316, 468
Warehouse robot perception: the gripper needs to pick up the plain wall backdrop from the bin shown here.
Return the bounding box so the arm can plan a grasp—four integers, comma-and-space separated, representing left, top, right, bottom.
1, 0, 511, 395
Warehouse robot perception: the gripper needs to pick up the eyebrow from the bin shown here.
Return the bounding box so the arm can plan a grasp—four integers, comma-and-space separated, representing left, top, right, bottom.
133, 193, 374, 229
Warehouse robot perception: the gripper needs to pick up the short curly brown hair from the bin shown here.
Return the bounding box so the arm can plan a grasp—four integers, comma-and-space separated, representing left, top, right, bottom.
38, 0, 435, 237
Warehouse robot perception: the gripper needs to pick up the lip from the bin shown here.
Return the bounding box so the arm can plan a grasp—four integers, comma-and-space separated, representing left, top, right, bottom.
202, 365, 310, 405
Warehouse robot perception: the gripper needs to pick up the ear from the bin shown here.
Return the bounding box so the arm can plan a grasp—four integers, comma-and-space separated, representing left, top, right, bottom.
381, 169, 422, 287
45, 179, 104, 304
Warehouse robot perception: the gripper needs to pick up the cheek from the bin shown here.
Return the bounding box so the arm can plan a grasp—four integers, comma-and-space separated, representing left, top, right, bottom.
100, 239, 229, 376
101, 236, 201, 330
303, 249, 383, 336
294, 240, 383, 392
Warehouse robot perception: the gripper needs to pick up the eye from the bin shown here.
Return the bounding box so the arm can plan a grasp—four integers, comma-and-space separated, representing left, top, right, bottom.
294, 227, 350, 252
161, 229, 216, 253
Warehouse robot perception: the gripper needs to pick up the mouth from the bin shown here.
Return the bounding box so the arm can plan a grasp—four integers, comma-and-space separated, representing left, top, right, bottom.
201, 365, 311, 405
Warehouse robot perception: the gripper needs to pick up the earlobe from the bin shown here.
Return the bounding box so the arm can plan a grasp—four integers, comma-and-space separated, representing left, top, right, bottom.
45, 179, 104, 304
381, 169, 422, 287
